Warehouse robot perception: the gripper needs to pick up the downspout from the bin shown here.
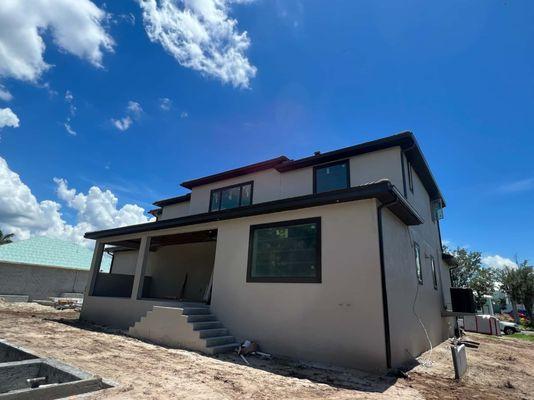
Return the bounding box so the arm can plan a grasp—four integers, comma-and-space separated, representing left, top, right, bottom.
377, 195, 400, 370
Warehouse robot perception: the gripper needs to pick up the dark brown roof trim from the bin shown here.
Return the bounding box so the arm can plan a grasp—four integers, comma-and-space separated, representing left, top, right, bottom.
85, 181, 422, 240
180, 156, 289, 190
153, 193, 191, 207
277, 131, 445, 205
148, 209, 162, 217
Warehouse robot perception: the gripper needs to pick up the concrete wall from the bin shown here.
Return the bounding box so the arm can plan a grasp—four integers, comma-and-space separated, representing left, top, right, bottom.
210, 199, 388, 371
160, 201, 190, 220
0, 262, 87, 300
148, 242, 216, 301
110, 243, 216, 302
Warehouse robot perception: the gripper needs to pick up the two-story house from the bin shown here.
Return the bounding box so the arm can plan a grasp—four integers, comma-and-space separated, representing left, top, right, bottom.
80, 131, 455, 371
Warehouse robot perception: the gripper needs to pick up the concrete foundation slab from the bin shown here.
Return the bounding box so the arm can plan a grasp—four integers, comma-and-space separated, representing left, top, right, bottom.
0, 296, 29, 303
0, 340, 110, 399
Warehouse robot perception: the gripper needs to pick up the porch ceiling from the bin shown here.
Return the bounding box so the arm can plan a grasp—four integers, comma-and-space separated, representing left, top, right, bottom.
106, 229, 217, 251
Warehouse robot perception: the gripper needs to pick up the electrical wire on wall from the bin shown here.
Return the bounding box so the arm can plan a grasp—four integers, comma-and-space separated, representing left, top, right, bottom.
406, 226, 434, 368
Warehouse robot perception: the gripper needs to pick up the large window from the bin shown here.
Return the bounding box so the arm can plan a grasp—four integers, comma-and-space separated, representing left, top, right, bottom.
209, 181, 253, 212
414, 242, 423, 284
313, 160, 350, 194
247, 218, 321, 283
430, 256, 438, 289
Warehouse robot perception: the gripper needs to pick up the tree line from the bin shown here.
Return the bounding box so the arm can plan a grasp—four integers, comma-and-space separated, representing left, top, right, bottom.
447, 246, 533, 324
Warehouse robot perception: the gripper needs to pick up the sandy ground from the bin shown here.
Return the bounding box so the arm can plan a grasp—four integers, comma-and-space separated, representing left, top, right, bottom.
0, 302, 532, 400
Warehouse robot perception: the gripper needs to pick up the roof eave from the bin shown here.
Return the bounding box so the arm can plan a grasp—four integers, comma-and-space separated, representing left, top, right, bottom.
85, 181, 422, 240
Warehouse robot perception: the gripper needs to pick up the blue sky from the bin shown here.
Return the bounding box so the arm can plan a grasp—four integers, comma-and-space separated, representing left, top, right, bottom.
0, 0, 532, 264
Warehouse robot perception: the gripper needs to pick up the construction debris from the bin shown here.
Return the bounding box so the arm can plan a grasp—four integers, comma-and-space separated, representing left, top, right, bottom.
236, 340, 272, 364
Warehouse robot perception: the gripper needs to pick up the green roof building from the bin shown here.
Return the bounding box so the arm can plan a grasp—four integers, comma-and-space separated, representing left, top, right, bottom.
0, 236, 111, 272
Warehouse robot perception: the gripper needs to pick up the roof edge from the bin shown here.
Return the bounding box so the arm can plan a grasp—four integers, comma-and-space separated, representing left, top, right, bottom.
180, 156, 289, 190
85, 181, 422, 240
153, 193, 191, 207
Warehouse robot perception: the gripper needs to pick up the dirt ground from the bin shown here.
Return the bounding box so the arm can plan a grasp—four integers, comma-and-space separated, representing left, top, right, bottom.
0, 302, 532, 400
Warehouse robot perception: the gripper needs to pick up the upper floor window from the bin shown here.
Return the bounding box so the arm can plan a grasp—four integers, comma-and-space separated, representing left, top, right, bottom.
414, 242, 423, 284
209, 181, 253, 212
313, 160, 350, 194
430, 256, 438, 289
407, 162, 414, 193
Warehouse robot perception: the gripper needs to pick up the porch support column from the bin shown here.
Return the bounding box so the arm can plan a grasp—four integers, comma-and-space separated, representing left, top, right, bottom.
86, 241, 105, 297
131, 235, 151, 300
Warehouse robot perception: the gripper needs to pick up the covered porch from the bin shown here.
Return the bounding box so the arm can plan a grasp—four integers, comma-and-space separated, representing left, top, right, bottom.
82, 227, 218, 329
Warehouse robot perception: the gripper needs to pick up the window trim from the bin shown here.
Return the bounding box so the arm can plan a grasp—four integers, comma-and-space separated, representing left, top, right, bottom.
246, 217, 322, 283
414, 242, 423, 285
407, 162, 414, 193
209, 181, 254, 212
430, 255, 438, 290
313, 159, 350, 194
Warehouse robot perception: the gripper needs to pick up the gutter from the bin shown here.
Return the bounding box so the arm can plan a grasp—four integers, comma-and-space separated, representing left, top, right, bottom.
376, 195, 400, 370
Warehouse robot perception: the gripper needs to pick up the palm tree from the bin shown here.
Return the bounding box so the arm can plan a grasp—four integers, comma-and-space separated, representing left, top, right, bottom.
0, 230, 15, 245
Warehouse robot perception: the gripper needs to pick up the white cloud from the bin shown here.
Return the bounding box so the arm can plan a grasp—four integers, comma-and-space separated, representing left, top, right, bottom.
159, 97, 172, 111
482, 255, 517, 270
0, 0, 113, 84
111, 101, 143, 131
498, 178, 534, 194
0, 156, 151, 247
111, 116, 133, 131
0, 108, 19, 128
63, 90, 78, 135
64, 122, 77, 136
0, 85, 13, 102
180, 111, 189, 119
138, 0, 257, 88
127, 101, 143, 116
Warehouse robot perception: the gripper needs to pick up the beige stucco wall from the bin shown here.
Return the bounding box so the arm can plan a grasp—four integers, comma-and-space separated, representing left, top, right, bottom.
210, 199, 387, 371
189, 169, 282, 215
160, 201, 190, 220
110, 243, 216, 302
165, 146, 405, 217
148, 242, 215, 301
349, 147, 403, 189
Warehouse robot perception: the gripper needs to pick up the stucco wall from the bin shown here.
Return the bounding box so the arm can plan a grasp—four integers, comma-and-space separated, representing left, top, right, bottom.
189, 169, 282, 214
148, 242, 216, 301
109, 242, 216, 302
162, 146, 405, 218
0, 262, 88, 300
210, 199, 387, 371
381, 208, 453, 368
160, 202, 190, 220
349, 147, 403, 189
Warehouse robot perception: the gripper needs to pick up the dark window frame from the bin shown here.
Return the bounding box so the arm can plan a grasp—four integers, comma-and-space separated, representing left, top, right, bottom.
209, 181, 254, 212
313, 159, 350, 194
246, 217, 322, 283
407, 162, 414, 193
430, 255, 438, 290
414, 242, 423, 285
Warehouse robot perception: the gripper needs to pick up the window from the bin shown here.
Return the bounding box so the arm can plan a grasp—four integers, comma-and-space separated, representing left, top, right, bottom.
247, 218, 321, 283
430, 256, 438, 289
209, 182, 253, 212
414, 242, 423, 284
407, 162, 414, 193
313, 160, 350, 194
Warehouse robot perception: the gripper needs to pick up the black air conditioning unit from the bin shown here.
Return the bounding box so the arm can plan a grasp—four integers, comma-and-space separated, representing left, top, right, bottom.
450, 288, 476, 313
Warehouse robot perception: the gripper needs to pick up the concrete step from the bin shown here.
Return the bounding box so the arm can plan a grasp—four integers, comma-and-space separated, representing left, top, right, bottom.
198, 328, 228, 338
181, 307, 211, 316
205, 342, 240, 355
192, 321, 223, 330
205, 335, 236, 347
187, 314, 218, 323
